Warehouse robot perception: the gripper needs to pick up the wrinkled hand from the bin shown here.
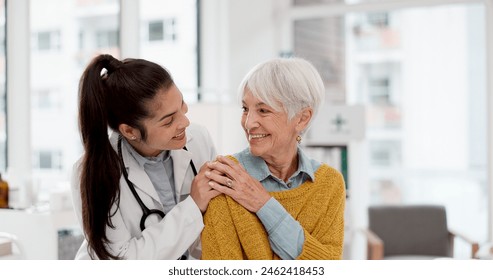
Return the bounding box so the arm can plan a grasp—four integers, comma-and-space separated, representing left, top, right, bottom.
205, 155, 271, 213
190, 161, 221, 213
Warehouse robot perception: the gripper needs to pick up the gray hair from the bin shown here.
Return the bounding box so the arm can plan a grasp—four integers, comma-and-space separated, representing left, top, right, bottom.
238, 57, 325, 132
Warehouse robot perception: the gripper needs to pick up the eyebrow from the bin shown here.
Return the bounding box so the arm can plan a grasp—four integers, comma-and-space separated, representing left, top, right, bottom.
242, 100, 266, 107
157, 98, 184, 122
157, 111, 175, 122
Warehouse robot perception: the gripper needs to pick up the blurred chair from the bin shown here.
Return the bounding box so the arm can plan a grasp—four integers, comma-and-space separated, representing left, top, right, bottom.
365, 205, 479, 260
0, 232, 25, 260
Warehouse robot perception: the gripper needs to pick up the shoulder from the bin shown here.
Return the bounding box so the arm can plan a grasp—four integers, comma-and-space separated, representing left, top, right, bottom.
314, 164, 346, 193
316, 164, 345, 182
230, 148, 251, 165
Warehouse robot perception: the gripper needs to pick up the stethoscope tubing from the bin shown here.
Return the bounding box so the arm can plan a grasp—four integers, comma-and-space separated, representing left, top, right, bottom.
117, 135, 197, 231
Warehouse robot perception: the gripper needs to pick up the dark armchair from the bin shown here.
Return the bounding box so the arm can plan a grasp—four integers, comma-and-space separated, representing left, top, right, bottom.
365, 205, 479, 260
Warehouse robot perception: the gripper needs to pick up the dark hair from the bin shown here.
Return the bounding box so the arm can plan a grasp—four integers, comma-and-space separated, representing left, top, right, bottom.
78, 54, 174, 259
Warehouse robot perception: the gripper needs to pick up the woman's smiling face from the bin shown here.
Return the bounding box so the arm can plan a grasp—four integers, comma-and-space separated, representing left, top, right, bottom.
132, 84, 190, 157
241, 89, 299, 161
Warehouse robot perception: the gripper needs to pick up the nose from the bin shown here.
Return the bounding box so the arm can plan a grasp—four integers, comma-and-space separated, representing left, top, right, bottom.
182, 115, 190, 128
244, 111, 259, 131
179, 103, 190, 129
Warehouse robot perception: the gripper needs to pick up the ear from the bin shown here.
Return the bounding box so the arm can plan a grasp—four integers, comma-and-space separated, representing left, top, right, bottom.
118, 123, 140, 141
295, 107, 313, 132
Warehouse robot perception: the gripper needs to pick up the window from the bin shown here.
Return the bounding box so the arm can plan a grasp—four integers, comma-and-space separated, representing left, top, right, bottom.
30, 0, 120, 204
96, 30, 119, 48
369, 140, 401, 167
368, 78, 390, 105
148, 20, 164, 41
148, 19, 177, 42
33, 31, 61, 51
34, 150, 62, 170
22, 0, 199, 208
367, 12, 389, 28
140, 0, 197, 103
294, 2, 488, 256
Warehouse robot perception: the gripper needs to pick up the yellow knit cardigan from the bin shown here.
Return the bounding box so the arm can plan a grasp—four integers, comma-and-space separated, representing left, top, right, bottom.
201, 160, 346, 260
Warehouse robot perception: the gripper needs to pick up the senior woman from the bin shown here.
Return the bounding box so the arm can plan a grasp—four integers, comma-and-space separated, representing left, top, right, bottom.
201, 57, 346, 260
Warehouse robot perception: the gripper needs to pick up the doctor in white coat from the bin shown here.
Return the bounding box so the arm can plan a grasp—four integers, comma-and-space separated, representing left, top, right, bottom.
72, 54, 220, 260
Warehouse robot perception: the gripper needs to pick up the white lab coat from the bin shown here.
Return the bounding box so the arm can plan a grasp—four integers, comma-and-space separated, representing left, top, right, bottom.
71, 123, 216, 259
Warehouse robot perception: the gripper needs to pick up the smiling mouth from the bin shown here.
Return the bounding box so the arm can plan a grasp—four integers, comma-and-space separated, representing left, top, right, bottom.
248, 134, 268, 141
173, 131, 185, 138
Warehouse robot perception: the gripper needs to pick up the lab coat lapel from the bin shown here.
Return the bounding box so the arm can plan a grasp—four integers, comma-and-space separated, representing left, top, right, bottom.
171, 132, 194, 198
122, 143, 162, 205
171, 148, 192, 198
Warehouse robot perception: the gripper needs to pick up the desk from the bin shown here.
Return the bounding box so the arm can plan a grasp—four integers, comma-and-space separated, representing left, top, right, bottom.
0, 208, 79, 259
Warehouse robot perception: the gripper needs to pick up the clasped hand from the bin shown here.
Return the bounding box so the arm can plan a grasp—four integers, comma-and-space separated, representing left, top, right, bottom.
204, 155, 271, 213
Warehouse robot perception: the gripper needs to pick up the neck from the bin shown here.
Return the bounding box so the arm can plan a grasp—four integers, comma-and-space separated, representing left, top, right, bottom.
264, 146, 299, 182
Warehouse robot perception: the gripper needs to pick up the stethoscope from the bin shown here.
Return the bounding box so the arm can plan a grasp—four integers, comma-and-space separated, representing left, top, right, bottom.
117, 135, 198, 232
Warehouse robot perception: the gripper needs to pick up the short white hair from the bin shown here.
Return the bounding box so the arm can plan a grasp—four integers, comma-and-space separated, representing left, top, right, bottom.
238, 57, 325, 128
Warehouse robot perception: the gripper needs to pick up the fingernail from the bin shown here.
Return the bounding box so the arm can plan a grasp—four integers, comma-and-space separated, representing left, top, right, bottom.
208, 181, 214, 187
205, 171, 211, 176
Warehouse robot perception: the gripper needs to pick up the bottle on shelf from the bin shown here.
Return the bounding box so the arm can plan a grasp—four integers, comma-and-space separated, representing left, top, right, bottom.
0, 173, 9, 208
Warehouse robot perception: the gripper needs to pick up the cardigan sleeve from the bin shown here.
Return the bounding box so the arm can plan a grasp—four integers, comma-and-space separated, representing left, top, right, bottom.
201, 194, 244, 259
296, 171, 346, 260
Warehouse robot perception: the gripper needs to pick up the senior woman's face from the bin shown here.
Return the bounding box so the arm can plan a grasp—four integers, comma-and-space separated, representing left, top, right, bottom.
241, 90, 299, 160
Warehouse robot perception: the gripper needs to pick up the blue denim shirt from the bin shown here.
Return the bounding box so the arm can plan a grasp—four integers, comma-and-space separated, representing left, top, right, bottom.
233, 147, 321, 259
